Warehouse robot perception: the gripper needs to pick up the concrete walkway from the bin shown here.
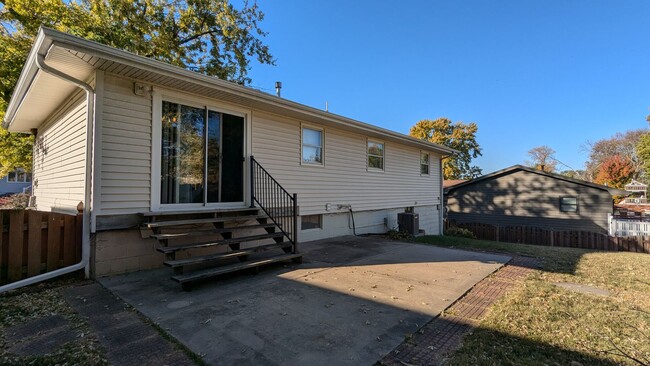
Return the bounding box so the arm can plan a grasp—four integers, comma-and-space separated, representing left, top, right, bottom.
100, 236, 510, 366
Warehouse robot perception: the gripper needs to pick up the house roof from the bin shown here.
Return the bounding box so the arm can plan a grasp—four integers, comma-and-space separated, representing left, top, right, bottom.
444, 164, 629, 196
625, 179, 647, 190
442, 180, 465, 188
4, 27, 456, 156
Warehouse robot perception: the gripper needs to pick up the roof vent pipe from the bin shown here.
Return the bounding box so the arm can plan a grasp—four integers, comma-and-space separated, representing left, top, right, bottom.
275, 81, 282, 97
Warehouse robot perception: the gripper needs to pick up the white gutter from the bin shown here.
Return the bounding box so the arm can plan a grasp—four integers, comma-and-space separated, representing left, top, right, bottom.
0, 51, 94, 293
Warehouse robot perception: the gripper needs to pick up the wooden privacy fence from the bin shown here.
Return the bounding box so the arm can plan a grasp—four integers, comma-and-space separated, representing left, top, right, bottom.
447, 221, 650, 254
0, 209, 83, 285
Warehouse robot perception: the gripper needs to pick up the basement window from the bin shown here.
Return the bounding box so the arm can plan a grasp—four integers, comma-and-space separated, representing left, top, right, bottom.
301, 214, 322, 230
560, 197, 578, 212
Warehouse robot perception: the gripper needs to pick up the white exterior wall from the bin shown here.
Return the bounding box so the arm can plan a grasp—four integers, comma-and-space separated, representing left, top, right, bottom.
32, 90, 87, 213
99, 74, 152, 215
95, 75, 443, 238
251, 112, 443, 237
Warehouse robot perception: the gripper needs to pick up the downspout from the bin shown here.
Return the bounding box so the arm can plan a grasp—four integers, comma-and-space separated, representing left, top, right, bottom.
0, 52, 95, 293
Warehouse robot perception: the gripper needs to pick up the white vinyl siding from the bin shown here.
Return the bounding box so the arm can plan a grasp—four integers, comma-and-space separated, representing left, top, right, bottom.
252, 112, 442, 216
100, 74, 152, 214
32, 90, 87, 213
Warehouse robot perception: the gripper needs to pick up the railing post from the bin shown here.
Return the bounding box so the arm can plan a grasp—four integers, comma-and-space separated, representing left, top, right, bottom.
249, 156, 255, 208
293, 193, 298, 253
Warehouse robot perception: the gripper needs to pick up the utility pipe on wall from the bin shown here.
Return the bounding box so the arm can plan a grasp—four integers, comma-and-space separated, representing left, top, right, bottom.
0, 52, 95, 293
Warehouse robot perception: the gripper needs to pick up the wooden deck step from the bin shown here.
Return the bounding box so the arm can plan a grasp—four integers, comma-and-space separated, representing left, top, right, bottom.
156, 232, 285, 254
145, 214, 267, 229
141, 207, 259, 217
171, 253, 303, 284
164, 242, 293, 268
150, 223, 276, 240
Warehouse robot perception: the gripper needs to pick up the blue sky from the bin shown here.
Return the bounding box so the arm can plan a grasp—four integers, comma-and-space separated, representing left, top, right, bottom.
246, 1, 650, 174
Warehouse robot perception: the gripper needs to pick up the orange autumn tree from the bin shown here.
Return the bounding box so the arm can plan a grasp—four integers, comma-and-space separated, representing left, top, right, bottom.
594, 155, 635, 189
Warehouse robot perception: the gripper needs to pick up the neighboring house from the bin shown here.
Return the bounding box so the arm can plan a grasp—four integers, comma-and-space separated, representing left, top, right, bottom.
445, 165, 627, 233
3, 28, 454, 279
0, 168, 32, 196
620, 179, 648, 205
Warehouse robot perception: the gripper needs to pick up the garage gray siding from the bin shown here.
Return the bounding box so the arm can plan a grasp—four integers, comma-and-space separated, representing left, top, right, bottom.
446, 169, 613, 232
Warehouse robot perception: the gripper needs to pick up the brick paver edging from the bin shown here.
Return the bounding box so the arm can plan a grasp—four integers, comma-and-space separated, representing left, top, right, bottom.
63, 283, 197, 366
380, 255, 540, 366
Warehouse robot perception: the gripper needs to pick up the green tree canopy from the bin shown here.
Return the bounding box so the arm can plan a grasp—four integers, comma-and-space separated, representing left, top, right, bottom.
409, 118, 482, 180
0, 0, 274, 176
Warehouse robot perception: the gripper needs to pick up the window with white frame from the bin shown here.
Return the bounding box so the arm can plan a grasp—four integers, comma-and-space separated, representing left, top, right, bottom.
302, 127, 323, 164
420, 152, 430, 175
367, 140, 384, 170
7, 168, 31, 183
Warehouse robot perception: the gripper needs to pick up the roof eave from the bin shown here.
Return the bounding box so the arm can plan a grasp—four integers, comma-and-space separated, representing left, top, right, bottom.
3, 28, 54, 130
446, 164, 626, 196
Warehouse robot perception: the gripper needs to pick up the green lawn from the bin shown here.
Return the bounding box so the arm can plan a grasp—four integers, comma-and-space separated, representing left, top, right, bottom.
416, 235, 650, 366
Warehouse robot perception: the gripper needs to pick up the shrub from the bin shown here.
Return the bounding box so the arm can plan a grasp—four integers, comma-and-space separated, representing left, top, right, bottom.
387, 229, 414, 241
445, 226, 476, 239
0, 193, 30, 209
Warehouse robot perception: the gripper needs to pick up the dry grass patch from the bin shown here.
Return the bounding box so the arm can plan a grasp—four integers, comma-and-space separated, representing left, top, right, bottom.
417, 236, 650, 365
0, 279, 108, 366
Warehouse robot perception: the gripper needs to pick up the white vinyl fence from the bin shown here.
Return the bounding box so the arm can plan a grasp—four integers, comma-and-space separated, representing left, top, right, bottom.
608, 213, 650, 237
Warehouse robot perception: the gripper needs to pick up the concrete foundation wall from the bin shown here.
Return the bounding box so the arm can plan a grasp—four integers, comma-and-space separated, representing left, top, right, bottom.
93, 230, 163, 277
300, 205, 440, 242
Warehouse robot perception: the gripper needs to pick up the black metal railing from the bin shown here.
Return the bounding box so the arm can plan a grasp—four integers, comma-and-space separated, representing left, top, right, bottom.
250, 156, 298, 251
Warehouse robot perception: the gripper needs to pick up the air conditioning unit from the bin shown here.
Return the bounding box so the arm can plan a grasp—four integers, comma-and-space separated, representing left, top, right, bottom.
397, 212, 419, 235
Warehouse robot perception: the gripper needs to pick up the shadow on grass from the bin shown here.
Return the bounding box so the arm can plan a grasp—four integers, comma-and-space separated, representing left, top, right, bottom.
414, 235, 590, 275
446, 323, 626, 366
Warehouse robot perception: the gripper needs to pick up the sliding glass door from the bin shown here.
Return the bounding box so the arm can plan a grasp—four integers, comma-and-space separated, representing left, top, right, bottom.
161, 101, 244, 206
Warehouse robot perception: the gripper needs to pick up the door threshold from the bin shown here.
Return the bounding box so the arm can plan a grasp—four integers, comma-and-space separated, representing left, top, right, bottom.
141, 206, 253, 217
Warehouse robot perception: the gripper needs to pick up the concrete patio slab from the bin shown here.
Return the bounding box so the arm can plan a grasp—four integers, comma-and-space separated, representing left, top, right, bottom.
100, 236, 510, 366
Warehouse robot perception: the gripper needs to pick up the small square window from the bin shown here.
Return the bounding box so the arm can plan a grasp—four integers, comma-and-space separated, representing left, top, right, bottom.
367, 141, 384, 170
301, 214, 322, 230
560, 197, 577, 212
7, 171, 16, 182
302, 127, 323, 164
420, 152, 430, 175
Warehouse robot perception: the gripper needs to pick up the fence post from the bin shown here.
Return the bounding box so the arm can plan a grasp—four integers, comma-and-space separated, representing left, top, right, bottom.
7, 210, 25, 282
27, 211, 42, 277
550, 230, 554, 246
